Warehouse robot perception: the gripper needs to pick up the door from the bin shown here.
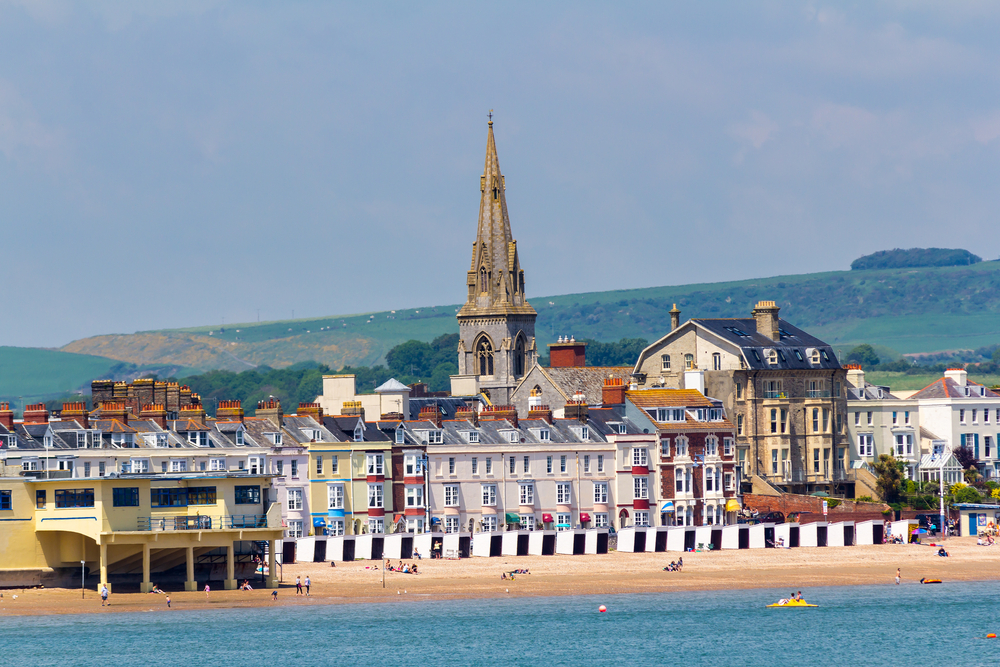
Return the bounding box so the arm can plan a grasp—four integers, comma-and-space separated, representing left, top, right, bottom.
969, 514, 979, 537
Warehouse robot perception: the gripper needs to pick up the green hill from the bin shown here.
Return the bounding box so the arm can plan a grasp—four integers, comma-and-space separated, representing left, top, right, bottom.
0, 346, 194, 406
56, 261, 1000, 377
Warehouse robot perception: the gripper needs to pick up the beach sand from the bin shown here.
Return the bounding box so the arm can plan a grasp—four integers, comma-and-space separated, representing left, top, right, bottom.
2, 536, 996, 616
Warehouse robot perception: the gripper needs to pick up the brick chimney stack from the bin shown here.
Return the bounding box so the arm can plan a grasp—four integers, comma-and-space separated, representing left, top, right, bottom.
454, 405, 478, 425
602, 378, 626, 406
548, 336, 587, 368
417, 404, 444, 428
61, 402, 89, 428
341, 400, 365, 421
100, 402, 128, 425
178, 403, 206, 425
216, 400, 245, 423
564, 400, 589, 423
527, 404, 553, 424
670, 304, 681, 331
752, 300, 781, 342
0, 403, 14, 429
23, 403, 49, 424
256, 399, 283, 428
140, 403, 168, 429
481, 405, 518, 427
296, 402, 324, 425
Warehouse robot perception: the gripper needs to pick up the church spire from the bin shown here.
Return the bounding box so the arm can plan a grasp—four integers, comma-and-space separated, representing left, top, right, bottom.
459, 117, 535, 317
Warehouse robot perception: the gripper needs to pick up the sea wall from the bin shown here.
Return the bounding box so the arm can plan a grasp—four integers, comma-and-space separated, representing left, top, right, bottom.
744, 493, 889, 523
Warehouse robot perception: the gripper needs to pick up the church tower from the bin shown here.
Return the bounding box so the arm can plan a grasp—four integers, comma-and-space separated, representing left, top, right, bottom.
455, 118, 537, 404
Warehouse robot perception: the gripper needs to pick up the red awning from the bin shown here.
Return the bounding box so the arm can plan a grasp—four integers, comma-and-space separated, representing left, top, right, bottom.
542, 514, 554, 523
580, 513, 591, 523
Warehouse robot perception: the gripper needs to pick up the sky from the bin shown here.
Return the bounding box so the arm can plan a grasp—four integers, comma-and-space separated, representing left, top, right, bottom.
3, 1, 1000, 348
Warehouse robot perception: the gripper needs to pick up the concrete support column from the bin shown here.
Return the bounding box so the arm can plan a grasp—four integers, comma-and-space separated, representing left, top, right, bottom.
224, 544, 237, 590
266, 540, 278, 588
184, 546, 197, 591
140, 543, 153, 593
99, 541, 110, 594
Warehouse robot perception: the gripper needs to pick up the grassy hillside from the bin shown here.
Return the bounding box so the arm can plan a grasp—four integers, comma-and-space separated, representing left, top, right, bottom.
0, 347, 194, 405
55, 260, 1000, 377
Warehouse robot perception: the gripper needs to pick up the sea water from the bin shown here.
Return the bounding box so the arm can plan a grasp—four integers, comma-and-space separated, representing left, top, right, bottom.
1, 582, 997, 666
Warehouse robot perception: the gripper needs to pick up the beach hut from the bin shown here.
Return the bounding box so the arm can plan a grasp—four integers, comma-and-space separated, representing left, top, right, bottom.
748, 523, 767, 549
855, 520, 883, 545
296, 537, 316, 563
953, 504, 1000, 537
721, 525, 740, 549
555, 530, 576, 555
799, 522, 819, 548
694, 526, 714, 550
585, 529, 609, 555
889, 519, 919, 543
412, 533, 433, 559
664, 526, 685, 552
616, 527, 637, 552
774, 523, 792, 548
501, 531, 520, 556
327, 536, 345, 562
442, 533, 471, 559
644, 527, 660, 553
383, 533, 403, 560
472, 532, 502, 557
827, 521, 854, 547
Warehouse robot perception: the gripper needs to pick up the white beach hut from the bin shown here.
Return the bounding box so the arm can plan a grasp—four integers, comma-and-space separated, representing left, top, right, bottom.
666, 526, 687, 552
555, 530, 576, 555
695, 526, 714, 550
748, 523, 767, 549
617, 527, 637, 552
855, 520, 884, 545
721, 525, 741, 549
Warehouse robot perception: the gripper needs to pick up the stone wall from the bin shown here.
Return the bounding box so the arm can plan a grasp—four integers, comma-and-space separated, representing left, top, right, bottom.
744, 492, 889, 523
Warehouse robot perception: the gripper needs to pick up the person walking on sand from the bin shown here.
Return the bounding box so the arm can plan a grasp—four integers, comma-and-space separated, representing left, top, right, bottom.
101, 584, 108, 607
166, 595, 171, 609
895, 568, 901, 585
296, 576, 302, 595
305, 576, 311, 596
205, 584, 211, 598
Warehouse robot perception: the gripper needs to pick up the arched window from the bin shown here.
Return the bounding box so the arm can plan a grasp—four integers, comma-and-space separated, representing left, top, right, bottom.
513, 335, 526, 376
476, 337, 494, 376
661, 354, 671, 371
479, 266, 487, 292
684, 353, 694, 370
712, 352, 721, 370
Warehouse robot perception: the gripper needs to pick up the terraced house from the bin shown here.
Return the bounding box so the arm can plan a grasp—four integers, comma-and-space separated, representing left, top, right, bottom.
632, 300, 854, 497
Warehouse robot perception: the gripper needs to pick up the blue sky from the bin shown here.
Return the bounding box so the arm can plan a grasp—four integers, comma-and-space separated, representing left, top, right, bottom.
3, 2, 1000, 347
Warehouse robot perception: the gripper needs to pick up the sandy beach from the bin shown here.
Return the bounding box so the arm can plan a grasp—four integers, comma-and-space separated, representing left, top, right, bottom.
2, 536, 997, 617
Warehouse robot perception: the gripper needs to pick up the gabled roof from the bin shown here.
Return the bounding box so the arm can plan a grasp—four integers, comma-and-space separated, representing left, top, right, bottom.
910, 377, 1000, 400
515, 365, 632, 404
635, 318, 840, 373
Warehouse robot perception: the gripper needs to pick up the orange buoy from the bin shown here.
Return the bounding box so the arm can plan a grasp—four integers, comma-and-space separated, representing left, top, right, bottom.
987, 634, 996, 639
599, 605, 607, 613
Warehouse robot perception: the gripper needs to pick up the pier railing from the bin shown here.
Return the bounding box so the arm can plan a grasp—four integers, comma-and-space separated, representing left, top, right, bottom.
136, 514, 268, 531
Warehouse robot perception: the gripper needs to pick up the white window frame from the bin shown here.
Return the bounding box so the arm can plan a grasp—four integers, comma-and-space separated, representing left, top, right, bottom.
556, 483, 571, 504
444, 516, 460, 534
858, 434, 874, 457
328, 518, 345, 536
594, 512, 609, 528
594, 481, 608, 504
405, 486, 424, 508
366, 453, 385, 475
632, 447, 648, 467
519, 483, 534, 505
367, 483, 384, 509
482, 484, 497, 506
287, 487, 303, 511
327, 484, 344, 510
633, 476, 649, 500
482, 515, 498, 532
287, 520, 304, 539
444, 485, 459, 507
368, 518, 384, 534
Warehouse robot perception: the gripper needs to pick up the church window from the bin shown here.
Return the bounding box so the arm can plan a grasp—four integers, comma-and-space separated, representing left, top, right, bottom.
479, 266, 487, 292
514, 335, 526, 376
476, 337, 495, 376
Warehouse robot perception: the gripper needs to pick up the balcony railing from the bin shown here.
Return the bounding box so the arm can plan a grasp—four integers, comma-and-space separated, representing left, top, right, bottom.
763, 391, 788, 399
806, 390, 831, 398
137, 514, 267, 531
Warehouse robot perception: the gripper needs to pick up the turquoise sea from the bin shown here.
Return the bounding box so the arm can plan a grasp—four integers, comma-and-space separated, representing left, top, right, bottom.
2, 582, 999, 666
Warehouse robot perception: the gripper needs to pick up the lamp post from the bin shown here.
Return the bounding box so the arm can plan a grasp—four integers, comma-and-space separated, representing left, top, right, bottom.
80, 560, 86, 599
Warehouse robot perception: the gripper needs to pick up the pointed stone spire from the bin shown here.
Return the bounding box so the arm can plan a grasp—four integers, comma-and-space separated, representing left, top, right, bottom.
458, 118, 535, 317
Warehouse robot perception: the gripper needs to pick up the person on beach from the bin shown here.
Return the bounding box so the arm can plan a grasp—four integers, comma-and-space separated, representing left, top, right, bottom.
305, 576, 311, 596
166, 595, 171, 609
205, 584, 210, 598
296, 576, 302, 595
895, 568, 901, 585
101, 584, 108, 607
271, 589, 278, 602
413, 548, 421, 560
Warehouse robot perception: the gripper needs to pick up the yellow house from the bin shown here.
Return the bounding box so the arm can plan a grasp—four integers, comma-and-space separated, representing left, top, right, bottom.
0, 472, 283, 592
308, 437, 392, 536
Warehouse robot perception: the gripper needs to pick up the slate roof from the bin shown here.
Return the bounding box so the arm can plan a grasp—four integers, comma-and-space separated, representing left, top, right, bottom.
690, 318, 840, 370
408, 397, 480, 420
625, 389, 733, 433
909, 377, 1000, 400
537, 366, 633, 403
846, 382, 899, 401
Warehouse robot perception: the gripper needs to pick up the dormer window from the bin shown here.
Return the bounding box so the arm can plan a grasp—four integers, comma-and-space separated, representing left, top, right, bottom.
537, 428, 550, 442
1, 434, 16, 449
265, 432, 282, 446
572, 425, 590, 440
354, 425, 364, 442
423, 430, 443, 445
766, 349, 778, 365
809, 349, 820, 364
708, 408, 723, 421
504, 431, 520, 444
235, 430, 245, 446
466, 430, 480, 443
43, 434, 53, 448
395, 428, 405, 444
655, 408, 684, 422
187, 431, 208, 447
111, 433, 134, 448
690, 408, 707, 421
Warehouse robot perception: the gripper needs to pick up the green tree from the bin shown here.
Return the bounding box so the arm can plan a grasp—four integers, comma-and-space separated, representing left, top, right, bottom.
954, 486, 983, 504
873, 454, 904, 503
846, 344, 880, 368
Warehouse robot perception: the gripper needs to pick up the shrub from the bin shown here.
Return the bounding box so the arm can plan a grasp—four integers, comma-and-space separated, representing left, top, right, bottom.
855, 495, 875, 503
954, 486, 984, 504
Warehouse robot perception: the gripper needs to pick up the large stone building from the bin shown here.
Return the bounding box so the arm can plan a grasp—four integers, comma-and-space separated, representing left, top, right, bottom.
631, 300, 862, 497
451, 119, 537, 405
